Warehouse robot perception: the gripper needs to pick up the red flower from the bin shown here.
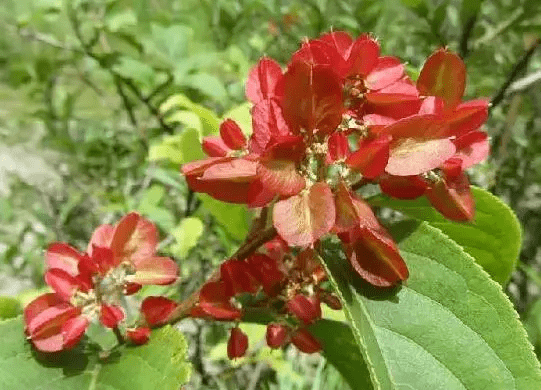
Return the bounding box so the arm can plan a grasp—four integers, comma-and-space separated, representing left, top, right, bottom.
24, 213, 179, 352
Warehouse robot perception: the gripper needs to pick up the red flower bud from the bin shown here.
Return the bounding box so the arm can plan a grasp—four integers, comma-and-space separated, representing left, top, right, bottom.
287, 294, 321, 325
227, 327, 248, 359
291, 328, 322, 353
127, 327, 151, 345
220, 119, 247, 150
266, 323, 288, 349
124, 282, 142, 295
141, 296, 177, 326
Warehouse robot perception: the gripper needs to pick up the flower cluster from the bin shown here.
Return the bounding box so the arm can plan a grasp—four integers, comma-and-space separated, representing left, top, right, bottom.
24, 213, 179, 352
190, 236, 339, 357
183, 31, 488, 289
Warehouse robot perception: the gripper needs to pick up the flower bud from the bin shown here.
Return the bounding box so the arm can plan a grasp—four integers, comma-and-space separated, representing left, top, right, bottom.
227, 327, 248, 359
100, 304, 125, 329
266, 323, 288, 349
127, 327, 151, 345
141, 296, 177, 326
287, 294, 321, 325
291, 328, 322, 353
220, 119, 247, 150
321, 293, 342, 310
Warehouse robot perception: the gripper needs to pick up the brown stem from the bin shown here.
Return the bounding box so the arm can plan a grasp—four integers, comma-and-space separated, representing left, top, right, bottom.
351, 177, 373, 191
112, 326, 125, 345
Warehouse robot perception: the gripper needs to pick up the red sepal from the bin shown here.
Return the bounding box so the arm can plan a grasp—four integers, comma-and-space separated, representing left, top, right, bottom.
220, 259, 259, 296
202, 136, 230, 157
426, 172, 475, 222
220, 119, 247, 150
246, 254, 284, 297
379, 174, 428, 199
198, 281, 242, 320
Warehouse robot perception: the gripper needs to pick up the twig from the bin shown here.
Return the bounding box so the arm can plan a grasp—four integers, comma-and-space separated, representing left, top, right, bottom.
459, 15, 478, 58
490, 39, 540, 111
112, 326, 125, 345
473, 8, 525, 49
114, 75, 138, 127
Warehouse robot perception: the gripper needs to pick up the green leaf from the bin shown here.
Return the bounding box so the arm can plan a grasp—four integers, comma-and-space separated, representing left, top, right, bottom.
171, 217, 204, 258
148, 128, 206, 165
319, 222, 541, 390
0, 319, 191, 390
369, 187, 521, 285
161, 94, 220, 136
222, 102, 252, 136
0, 297, 21, 320
197, 194, 250, 241
182, 73, 227, 101
113, 57, 156, 87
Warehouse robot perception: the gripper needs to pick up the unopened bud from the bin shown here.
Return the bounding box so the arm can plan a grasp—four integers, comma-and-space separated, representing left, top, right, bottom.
291, 328, 322, 353
227, 327, 248, 359
266, 323, 288, 349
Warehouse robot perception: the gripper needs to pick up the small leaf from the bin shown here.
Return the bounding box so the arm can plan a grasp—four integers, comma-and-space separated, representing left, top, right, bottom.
0, 297, 21, 320
370, 186, 521, 285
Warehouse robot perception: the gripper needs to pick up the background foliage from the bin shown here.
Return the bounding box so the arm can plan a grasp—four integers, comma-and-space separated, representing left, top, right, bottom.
1, 0, 541, 388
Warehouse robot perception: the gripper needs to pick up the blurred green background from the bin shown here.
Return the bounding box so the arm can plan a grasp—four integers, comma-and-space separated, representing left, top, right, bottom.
1, 0, 541, 388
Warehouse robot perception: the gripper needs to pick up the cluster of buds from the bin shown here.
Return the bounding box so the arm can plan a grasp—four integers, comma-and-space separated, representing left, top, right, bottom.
24, 213, 179, 352
182, 31, 488, 290
191, 237, 340, 358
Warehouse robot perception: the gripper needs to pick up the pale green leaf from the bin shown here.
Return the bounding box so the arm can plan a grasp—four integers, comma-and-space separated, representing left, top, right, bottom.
369, 187, 521, 285
171, 217, 204, 258
197, 194, 250, 240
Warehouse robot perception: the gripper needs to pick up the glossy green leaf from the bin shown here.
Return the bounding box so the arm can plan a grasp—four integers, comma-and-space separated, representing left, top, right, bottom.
319, 222, 541, 390
369, 187, 521, 285
0, 319, 191, 390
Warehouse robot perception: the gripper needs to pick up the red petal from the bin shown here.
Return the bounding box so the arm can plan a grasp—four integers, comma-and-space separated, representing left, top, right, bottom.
327, 132, 350, 162
379, 174, 428, 199
347, 36, 380, 77
44, 269, 82, 301
246, 57, 283, 104
141, 296, 178, 326
198, 282, 242, 321
383, 114, 440, 139
426, 172, 475, 221
387, 138, 456, 176
32, 334, 64, 352
419, 96, 445, 115
24, 293, 65, 328
91, 245, 116, 274
220, 119, 247, 150
364, 93, 422, 119
287, 294, 321, 325
266, 323, 289, 349
221, 259, 259, 296
87, 224, 114, 255
454, 131, 489, 169
250, 98, 290, 154
129, 256, 179, 285
182, 157, 234, 176
100, 304, 125, 328
246, 254, 284, 297
291, 328, 322, 353
201, 159, 258, 182
344, 226, 409, 287
346, 135, 391, 179
61, 316, 89, 349
111, 212, 158, 265
273, 182, 335, 247
291, 40, 341, 67
333, 182, 380, 233
417, 49, 466, 109
366, 56, 404, 90
281, 62, 343, 135
126, 327, 151, 345
188, 177, 253, 204
227, 327, 248, 359
247, 179, 276, 208
26, 302, 80, 343
445, 99, 489, 136
46, 242, 84, 276
257, 158, 305, 197
202, 136, 230, 157
319, 31, 354, 59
